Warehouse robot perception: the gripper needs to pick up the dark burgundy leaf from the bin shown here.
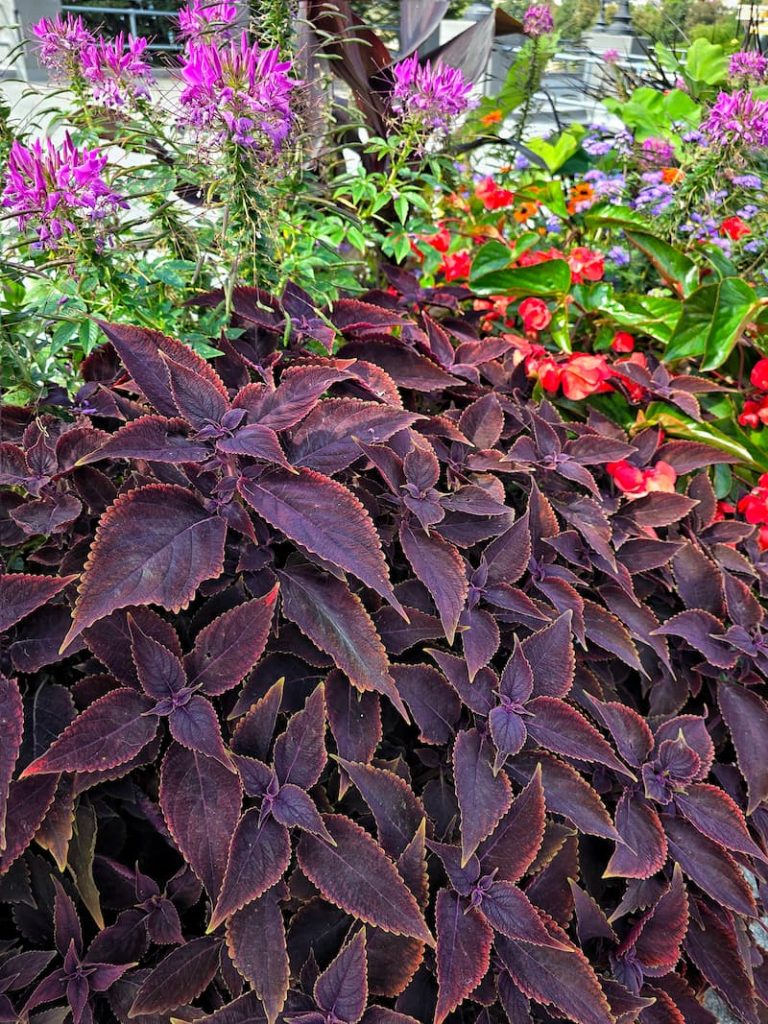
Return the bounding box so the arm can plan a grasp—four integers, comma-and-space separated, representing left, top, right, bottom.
525, 697, 629, 776
227, 886, 289, 1024
520, 613, 574, 698
77, 415, 210, 465
718, 683, 768, 814
326, 671, 381, 765
0, 573, 76, 632
399, 521, 467, 644
674, 783, 766, 860
391, 665, 461, 745
605, 793, 667, 880
339, 759, 426, 858
477, 766, 545, 882
273, 684, 326, 789
479, 881, 567, 947
0, 676, 23, 853
453, 727, 512, 866
434, 888, 492, 1024
663, 814, 756, 916
314, 929, 368, 1024
684, 901, 758, 1024
129, 936, 221, 1016
168, 693, 233, 769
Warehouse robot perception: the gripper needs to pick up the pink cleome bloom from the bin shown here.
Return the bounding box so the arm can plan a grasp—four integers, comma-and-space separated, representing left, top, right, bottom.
82, 33, 154, 109
702, 89, 768, 148
32, 13, 95, 80
729, 50, 768, 82
178, 1, 239, 40
2, 135, 126, 250
178, 33, 295, 152
390, 53, 474, 133
523, 4, 555, 37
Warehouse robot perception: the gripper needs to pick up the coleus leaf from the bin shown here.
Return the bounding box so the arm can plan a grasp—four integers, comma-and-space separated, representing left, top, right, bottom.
129, 616, 187, 698
453, 727, 512, 866
163, 352, 230, 427
390, 664, 461, 746
520, 612, 574, 698
239, 468, 403, 614
478, 880, 568, 948
434, 888, 492, 1024
477, 766, 545, 882
184, 587, 278, 695
0, 676, 23, 853
674, 783, 765, 861
325, 671, 381, 766
245, 363, 356, 431
495, 915, 615, 1024
525, 697, 630, 777
168, 693, 234, 770
273, 683, 326, 790
226, 885, 289, 1024
62, 484, 227, 647
159, 743, 243, 899
296, 814, 433, 945
630, 866, 689, 975
314, 929, 368, 1024
77, 415, 211, 465
278, 566, 407, 719
338, 759, 426, 858
662, 814, 756, 916
398, 520, 467, 644
208, 812, 291, 931
0, 573, 76, 632
129, 936, 222, 1016
717, 682, 768, 814
0, 774, 58, 874
20, 688, 157, 777
272, 784, 335, 844
217, 424, 293, 468
684, 900, 759, 1024
605, 793, 667, 880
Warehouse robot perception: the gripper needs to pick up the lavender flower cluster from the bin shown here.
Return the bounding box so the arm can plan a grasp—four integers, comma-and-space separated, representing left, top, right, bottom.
1, 135, 126, 251
390, 54, 474, 134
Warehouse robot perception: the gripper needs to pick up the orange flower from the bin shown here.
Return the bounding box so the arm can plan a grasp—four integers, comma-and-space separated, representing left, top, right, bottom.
661, 166, 684, 184
560, 354, 613, 400
566, 182, 596, 214
481, 109, 503, 126
514, 200, 540, 223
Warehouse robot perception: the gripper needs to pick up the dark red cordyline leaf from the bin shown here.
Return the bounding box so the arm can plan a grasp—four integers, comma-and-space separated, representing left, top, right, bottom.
128, 616, 186, 698
239, 468, 402, 614
0, 572, 76, 632
477, 766, 545, 882
208, 812, 291, 931
62, 484, 227, 647
77, 415, 210, 465
674, 783, 766, 861
273, 684, 326, 790
496, 915, 614, 1024
511, 753, 620, 841
663, 814, 756, 916
314, 929, 368, 1024
168, 693, 233, 769
296, 814, 433, 945
525, 697, 629, 776
399, 521, 467, 644
129, 935, 222, 1016
718, 683, 768, 814
272, 784, 335, 843
434, 888, 492, 1024
520, 613, 574, 698
631, 867, 688, 975
185, 587, 278, 695
290, 399, 419, 474
479, 880, 567, 948
338, 759, 426, 858
453, 727, 512, 866
326, 671, 381, 766
605, 793, 667, 880
20, 688, 156, 777
585, 697, 654, 768
0, 774, 57, 874
390, 664, 461, 746
159, 743, 243, 899
279, 566, 407, 719
684, 901, 758, 1024
0, 676, 23, 853
226, 886, 289, 1024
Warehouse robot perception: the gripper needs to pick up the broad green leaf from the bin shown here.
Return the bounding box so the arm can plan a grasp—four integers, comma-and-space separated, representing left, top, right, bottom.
469, 241, 513, 284
664, 278, 758, 368
624, 231, 699, 297
685, 38, 729, 84
584, 204, 651, 232
472, 260, 571, 298
526, 130, 581, 172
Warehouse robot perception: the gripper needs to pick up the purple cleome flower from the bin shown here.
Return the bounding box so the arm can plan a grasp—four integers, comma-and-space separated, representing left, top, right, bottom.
729, 50, 768, 82
82, 33, 154, 109
179, 33, 295, 152
2, 135, 126, 251
390, 53, 473, 134
640, 136, 675, 166
703, 89, 768, 148
523, 4, 555, 37
32, 13, 94, 80
178, 0, 238, 40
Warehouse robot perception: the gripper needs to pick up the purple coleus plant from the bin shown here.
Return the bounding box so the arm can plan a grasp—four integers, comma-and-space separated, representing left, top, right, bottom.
1, 278, 768, 1024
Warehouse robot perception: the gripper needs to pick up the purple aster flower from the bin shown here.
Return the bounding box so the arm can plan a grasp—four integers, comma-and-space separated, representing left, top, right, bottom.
390, 53, 473, 134
179, 33, 295, 153
744, 239, 763, 253
178, 1, 238, 40
729, 50, 767, 82
732, 173, 762, 188
2, 134, 126, 250
640, 136, 675, 166
82, 33, 153, 109
703, 90, 768, 148
682, 129, 707, 145
607, 246, 630, 266
523, 5, 555, 37
738, 203, 759, 219
32, 13, 94, 80
603, 48, 620, 64
514, 153, 531, 170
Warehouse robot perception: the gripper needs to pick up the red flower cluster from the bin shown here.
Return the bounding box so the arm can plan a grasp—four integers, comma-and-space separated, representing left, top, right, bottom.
475, 176, 515, 210
720, 215, 751, 240
509, 336, 615, 401
737, 475, 768, 549
439, 249, 471, 280
515, 245, 605, 283
738, 358, 768, 428
611, 331, 635, 353
606, 459, 677, 498
519, 296, 551, 333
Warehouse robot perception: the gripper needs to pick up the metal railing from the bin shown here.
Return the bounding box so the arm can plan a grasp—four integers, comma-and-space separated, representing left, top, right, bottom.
60, 3, 182, 51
